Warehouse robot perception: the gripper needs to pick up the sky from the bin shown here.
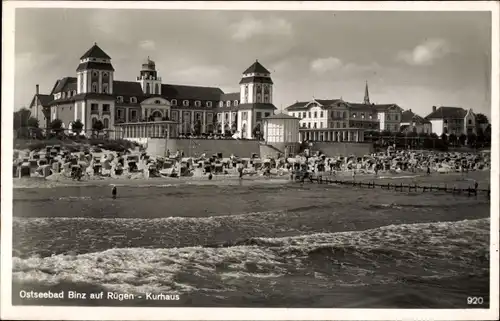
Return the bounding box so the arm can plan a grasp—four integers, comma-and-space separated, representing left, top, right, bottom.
14, 8, 492, 119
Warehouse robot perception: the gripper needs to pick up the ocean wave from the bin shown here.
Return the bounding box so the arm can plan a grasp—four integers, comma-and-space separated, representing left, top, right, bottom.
13, 218, 490, 295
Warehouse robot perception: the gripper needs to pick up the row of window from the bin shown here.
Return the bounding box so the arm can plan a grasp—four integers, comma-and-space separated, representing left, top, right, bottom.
443, 119, 473, 125
91, 117, 110, 128
292, 110, 381, 120
115, 96, 241, 108
90, 103, 111, 113
385, 114, 399, 121
61, 90, 77, 99
91, 71, 110, 78
300, 122, 347, 129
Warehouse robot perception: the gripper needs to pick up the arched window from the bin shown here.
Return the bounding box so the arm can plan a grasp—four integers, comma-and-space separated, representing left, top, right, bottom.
264, 85, 270, 94
92, 71, 98, 77
183, 100, 189, 106
92, 83, 98, 92
219, 101, 224, 108
72, 90, 76, 96
103, 72, 108, 77
102, 84, 108, 93
62, 92, 66, 98
206, 101, 212, 107
155, 100, 161, 104
103, 118, 109, 128
195, 101, 201, 107
264, 95, 269, 103
146, 83, 150, 94
116, 96, 123, 103
171, 99, 177, 106
256, 94, 261, 103
234, 100, 238, 106
130, 97, 137, 103
226, 101, 231, 107
155, 84, 159, 94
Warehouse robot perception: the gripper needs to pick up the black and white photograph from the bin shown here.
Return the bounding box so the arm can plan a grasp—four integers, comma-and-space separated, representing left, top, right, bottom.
1, 1, 499, 320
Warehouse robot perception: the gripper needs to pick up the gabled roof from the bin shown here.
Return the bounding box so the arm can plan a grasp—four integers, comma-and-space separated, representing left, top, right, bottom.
265, 113, 299, 120
51, 77, 77, 94
425, 106, 467, 120
401, 110, 431, 124
285, 101, 309, 111
243, 60, 270, 74
30, 94, 53, 108
220, 92, 240, 101
80, 43, 111, 60
314, 99, 343, 106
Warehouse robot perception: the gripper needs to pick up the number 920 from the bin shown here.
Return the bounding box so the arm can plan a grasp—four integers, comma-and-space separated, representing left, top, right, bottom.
467, 296, 484, 305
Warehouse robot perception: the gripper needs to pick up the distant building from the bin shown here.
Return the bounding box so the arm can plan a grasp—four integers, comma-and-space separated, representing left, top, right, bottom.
28, 43, 277, 139
262, 113, 301, 156
425, 106, 476, 136
400, 109, 432, 134
284, 82, 403, 142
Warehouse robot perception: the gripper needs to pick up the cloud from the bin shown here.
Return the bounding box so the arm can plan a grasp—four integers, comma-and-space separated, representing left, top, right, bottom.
310, 57, 381, 75
231, 17, 293, 41
397, 38, 451, 66
310, 57, 343, 74
169, 65, 229, 85
139, 40, 156, 51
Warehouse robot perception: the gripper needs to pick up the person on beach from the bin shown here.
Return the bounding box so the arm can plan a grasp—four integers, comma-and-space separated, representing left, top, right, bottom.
208, 172, 213, 180
111, 185, 117, 199
238, 166, 244, 179
427, 166, 431, 176
352, 170, 356, 181
474, 181, 478, 191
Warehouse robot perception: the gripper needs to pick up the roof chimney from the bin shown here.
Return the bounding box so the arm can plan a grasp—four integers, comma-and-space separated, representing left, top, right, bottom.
409, 109, 412, 112
36, 84, 39, 95
432, 106, 437, 112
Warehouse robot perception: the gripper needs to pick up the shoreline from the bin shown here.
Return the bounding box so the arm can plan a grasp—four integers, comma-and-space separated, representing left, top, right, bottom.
12, 169, 490, 189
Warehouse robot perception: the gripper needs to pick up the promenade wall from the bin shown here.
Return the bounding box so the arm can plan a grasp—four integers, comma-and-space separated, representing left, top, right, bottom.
146, 138, 261, 158
311, 142, 374, 156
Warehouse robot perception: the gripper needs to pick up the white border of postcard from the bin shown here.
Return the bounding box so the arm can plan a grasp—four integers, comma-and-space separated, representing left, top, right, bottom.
2, 1, 499, 320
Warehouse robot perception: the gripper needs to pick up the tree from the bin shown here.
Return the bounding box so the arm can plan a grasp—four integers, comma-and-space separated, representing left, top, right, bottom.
459, 134, 467, 146
27, 117, 39, 128
440, 133, 448, 143
50, 119, 63, 132
448, 133, 457, 147
467, 132, 477, 147
92, 120, 104, 136
13, 108, 31, 130
72, 119, 84, 136
475, 113, 489, 125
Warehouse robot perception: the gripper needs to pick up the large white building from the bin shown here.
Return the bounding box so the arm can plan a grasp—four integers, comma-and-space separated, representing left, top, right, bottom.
424, 106, 477, 136
285, 82, 403, 142
29, 43, 277, 139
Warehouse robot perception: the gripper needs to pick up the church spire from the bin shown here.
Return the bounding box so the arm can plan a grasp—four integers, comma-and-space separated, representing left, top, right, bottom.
364, 80, 370, 105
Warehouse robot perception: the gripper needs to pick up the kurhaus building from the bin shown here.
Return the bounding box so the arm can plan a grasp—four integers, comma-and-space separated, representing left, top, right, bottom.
29, 43, 277, 139
285, 82, 403, 142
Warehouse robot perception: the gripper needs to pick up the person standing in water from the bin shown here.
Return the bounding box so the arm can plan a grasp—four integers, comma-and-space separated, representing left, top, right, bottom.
111, 185, 117, 199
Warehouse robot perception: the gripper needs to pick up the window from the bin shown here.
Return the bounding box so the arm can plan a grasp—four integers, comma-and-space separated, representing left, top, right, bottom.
206, 101, 212, 107
361, 113, 365, 119
130, 110, 137, 120
219, 101, 224, 108
103, 118, 109, 128
183, 100, 189, 107
352, 113, 356, 118
234, 100, 239, 106
171, 99, 177, 106
130, 97, 137, 103
92, 117, 97, 125
103, 104, 110, 113
91, 103, 98, 112
92, 83, 97, 92
256, 112, 262, 120
103, 84, 108, 93
242, 112, 248, 121
264, 95, 269, 103
320, 111, 324, 118
308, 122, 311, 128
302, 112, 306, 118
265, 112, 270, 117
395, 114, 398, 121
468, 119, 472, 125
146, 83, 150, 94
320, 122, 323, 128
256, 94, 261, 103
314, 112, 317, 118
195, 101, 201, 107
155, 84, 159, 94
103, 72, 108, 77
387, 114, 391, 121
117, 109, 124, 119
93, 71, 98, 77
292, 113, 295, 117
313, 123, 317, 129
225, 113, 229, 120
308, 112, 311, 118
116, 96, 123, 103
155, 100, 161, 104
72, 90, 76, 96
217, 113, 221, 121
62, 92, 66, 98
226, 101, 231, 107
